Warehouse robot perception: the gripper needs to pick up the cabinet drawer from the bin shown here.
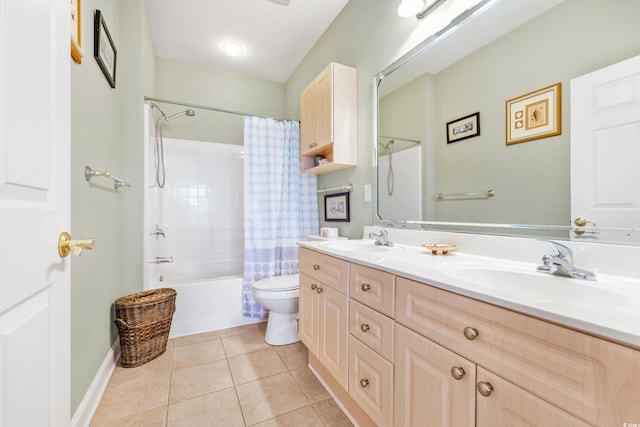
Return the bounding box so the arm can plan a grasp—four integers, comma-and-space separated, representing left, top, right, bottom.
300, 247, 348, 294
349, 300, 394, 362
349, 263, 395, 317
395, 276, 640, 425
348, 335, 393, 427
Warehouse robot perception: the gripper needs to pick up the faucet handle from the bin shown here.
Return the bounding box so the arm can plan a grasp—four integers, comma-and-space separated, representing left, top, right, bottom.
537, 239, 573, 261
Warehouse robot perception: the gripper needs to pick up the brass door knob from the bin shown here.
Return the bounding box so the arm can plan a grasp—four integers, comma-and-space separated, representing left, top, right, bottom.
574, 217, 596, 227
58, 232, 94, 257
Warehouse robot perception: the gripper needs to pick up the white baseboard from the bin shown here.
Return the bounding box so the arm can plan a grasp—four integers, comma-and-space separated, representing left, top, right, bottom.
71, 339, 121, 427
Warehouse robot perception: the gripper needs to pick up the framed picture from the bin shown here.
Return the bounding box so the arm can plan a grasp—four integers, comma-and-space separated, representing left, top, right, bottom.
71, 0, 83, 64
446, 112, 480, 143
324, 192, 350, 222
94, 10, 117, 88
506, 83, 561, 145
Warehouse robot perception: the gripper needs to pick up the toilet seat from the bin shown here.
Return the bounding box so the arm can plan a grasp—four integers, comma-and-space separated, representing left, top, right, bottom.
251, 274, 299, 292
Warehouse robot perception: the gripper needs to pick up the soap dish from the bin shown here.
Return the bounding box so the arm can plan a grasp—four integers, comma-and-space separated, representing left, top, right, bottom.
423, 243, 457, 255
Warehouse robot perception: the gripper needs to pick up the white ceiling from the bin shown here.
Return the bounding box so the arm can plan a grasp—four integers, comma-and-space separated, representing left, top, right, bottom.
145, 0, 349, 83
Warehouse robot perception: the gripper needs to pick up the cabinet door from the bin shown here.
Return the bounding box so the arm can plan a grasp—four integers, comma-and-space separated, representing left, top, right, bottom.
299, 273, 319, 356
395, 324, 475, 427
318, 285, 349, 389
300, 82, 316, 155
476, 367, 591, 427
314, 64, 333, 146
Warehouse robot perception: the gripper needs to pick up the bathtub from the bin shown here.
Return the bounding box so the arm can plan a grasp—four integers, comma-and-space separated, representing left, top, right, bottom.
151, 274, 260, 338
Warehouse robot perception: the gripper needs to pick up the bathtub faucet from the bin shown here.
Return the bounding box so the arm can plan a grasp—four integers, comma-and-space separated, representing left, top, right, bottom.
151, 224, 166, 239
149, 256, 173, 264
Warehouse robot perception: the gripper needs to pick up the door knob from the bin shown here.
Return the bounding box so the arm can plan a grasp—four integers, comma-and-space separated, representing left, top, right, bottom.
574, 217, 596, 227
58, 232, 94, 257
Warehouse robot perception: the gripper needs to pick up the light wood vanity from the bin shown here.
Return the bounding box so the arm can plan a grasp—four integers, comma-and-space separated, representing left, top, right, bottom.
299, 246, 640, 427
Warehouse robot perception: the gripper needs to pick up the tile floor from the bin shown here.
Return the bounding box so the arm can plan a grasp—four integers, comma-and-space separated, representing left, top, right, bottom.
90, 322, 353, 426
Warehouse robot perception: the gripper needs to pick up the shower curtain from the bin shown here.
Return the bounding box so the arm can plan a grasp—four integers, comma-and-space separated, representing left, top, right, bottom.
243, 116, 319, 318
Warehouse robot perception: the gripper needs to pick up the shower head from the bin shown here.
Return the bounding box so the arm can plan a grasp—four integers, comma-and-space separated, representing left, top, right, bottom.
164, 109, 196, 121
379, 139, 394, 152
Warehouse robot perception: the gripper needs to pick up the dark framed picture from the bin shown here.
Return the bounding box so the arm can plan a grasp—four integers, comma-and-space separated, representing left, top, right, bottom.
94, 10, 117, 88
324, 192, 350, 222
446, 112, 480, 143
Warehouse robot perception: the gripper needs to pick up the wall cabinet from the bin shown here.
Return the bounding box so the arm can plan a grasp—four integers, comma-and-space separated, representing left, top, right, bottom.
299, 62, 357, 174
300, 248, 640, 426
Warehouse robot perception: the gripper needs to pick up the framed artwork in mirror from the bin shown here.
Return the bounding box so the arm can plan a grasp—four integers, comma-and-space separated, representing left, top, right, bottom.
324, 192, 350, 222
506, 83, 561, 145
446, 112, 480, 143
94, 10, 117, 88
71, 0, 82, 63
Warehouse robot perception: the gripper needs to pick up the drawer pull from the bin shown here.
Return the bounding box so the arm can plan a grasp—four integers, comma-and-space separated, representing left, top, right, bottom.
450, 366, 465, 380
359, 379, 369, 388
361, 283, 371, 292
313, 264, 320, 270
311, 284, 318, 290
316, 287, 323, 294
477, 381, 494, 397
463, 327, 479, 341
360, 323, 370, 332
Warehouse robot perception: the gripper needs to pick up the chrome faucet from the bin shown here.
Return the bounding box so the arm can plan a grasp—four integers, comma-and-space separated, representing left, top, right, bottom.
368, 227, 393, 247
536, 240, 596, 281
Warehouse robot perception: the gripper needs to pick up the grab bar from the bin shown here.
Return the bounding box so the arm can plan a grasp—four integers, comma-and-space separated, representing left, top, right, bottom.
149, 256, 173, 264
433, 190, 495, 201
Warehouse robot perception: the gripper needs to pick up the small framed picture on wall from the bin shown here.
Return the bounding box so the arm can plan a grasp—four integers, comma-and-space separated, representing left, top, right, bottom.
324, 192, 350, 222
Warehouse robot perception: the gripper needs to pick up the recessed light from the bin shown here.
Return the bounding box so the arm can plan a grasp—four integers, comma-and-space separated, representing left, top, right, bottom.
223, 41, 243, 57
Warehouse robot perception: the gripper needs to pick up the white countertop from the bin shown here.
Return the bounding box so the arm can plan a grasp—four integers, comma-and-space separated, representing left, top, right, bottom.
298, 235, 640, 350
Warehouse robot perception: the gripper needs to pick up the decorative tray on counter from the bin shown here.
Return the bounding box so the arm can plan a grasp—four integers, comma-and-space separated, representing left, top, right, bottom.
422, 243, 457, 255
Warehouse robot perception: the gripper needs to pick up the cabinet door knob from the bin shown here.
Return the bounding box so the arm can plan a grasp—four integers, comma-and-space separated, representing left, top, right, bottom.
360, 323, 370, 332
450, 366, 465, 380
311, 284, 318, 290
477, 381, 494, 397
361, 283, 371, 291
463, 327, 479, 340
313, 264, 320, 270
316, 287, 323, 294
359, 379, 369, 388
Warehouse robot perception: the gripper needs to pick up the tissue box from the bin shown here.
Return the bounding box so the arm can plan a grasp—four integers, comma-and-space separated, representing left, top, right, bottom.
320, 227, 339, 238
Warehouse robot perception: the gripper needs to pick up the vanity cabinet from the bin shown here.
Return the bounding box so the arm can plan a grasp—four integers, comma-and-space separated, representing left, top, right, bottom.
299, 62, 357, 174
299, 248, 349, 389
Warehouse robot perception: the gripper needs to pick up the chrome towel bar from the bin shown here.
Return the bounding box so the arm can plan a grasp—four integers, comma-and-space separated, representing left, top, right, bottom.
434, 190, 495, 200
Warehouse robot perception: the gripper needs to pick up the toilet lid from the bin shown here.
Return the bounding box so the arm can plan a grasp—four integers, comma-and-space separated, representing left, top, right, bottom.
252, 274, 300, 291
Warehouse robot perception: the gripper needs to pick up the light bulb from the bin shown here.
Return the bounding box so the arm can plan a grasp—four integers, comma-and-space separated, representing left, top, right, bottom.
397, 0, 424, 17
223, 41, 243, 57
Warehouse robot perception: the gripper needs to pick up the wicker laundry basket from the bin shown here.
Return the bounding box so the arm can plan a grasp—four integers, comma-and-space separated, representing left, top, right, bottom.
114, 288, 176, 368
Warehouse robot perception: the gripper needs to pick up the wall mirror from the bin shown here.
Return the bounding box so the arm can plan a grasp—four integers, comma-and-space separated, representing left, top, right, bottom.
376, 0, 640, 244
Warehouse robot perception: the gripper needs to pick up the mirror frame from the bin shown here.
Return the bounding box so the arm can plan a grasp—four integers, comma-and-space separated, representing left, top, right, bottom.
373, 0, 640, 244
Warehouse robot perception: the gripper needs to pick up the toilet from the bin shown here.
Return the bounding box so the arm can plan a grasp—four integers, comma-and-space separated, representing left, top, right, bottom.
251, 274, 300, 345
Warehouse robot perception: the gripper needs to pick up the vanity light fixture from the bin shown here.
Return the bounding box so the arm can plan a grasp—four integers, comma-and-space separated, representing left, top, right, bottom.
223, 41, 243, 57
398, 0, 449, 19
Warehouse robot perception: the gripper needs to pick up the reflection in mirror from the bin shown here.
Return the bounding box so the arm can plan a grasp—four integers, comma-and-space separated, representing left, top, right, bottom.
376, 0, 640, 244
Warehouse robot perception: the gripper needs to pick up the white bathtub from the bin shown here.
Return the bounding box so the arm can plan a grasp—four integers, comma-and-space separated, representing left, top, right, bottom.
152, 275, 260, 338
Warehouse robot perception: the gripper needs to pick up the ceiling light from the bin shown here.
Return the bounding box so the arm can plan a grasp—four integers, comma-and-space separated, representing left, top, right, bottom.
223, 41, 243, 57
397, 0, 424, 17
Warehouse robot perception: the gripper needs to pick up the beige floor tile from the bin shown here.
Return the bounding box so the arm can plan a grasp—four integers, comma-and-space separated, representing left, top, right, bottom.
110, 343, 174, 384
219, 321, 265, 338
222, 330, 272, 357
172, 330, 221, 348
251, 406, 324, 427
90, 406, 167, 427
91, 375, 170, 425
170, 359, 234, 403
236, 372, 310, 425
290, 367, 330, 403
228, 348, 288, 385
274, 341, 309, 371
172, 338, 226, 370
167, 388, 245, 427
312, 398, 354, 427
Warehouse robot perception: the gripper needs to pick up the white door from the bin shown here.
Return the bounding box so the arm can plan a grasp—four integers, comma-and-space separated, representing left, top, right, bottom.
0, 1, 70, 426
571, 55, 640, 237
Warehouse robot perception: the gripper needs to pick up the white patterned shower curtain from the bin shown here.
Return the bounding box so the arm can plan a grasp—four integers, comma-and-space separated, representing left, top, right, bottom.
243, 116, 319, 319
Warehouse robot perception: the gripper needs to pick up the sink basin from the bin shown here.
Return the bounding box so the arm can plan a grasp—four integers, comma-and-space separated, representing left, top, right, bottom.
320, 239, 389, 253
446, 263, 629, 307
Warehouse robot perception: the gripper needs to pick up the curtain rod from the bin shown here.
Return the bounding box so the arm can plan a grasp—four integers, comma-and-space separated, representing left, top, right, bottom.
144, 96, 297, 122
